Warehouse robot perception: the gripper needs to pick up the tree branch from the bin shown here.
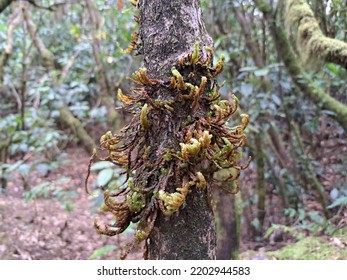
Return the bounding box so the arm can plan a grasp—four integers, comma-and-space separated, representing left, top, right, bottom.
285, 0, 347, 70
254, 0, 347, 131
21, 5, 62, 70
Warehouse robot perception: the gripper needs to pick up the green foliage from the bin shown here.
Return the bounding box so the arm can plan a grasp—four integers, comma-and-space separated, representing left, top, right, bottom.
88, 245, 117, 260
327, 196, 347, 209
24, 177, 77, 212
96, 168, 114, 187
266, 231, 347, 260
90, 161, 123, 190
265, 224, 305, 240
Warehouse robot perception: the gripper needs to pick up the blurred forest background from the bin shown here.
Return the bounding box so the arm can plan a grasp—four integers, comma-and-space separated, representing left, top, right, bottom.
0, 0, 346, 260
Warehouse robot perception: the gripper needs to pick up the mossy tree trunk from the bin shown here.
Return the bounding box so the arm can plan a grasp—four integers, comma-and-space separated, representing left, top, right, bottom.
59, 107, 96, 154
138, 0, 216, 260
285, 0, 347, 70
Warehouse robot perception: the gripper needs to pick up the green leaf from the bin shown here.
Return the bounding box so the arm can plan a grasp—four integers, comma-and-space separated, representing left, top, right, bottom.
326, 63, 340, 75
254, 68, 269, 77
327, 196, 347, 209
35, 163, 51, 176
308, 211, 324, 224
17, 163, 31, 175
330, 188, 339, 200
264, 226, 275, 238
91, 161, 114, 171
97, 168, 114, 186
64, 201, 75, 212
239, 66, 258, 72
298, 209, 306, 221
123, 222, 137, 234
88, 245, 116, 259
272, 95, 281, 106
251, 218, 261, 230
240, 84, 253, 97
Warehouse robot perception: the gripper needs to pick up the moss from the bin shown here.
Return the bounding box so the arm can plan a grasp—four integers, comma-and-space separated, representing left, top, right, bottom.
241, 227, 347, 260
255, 0, 347, 131
59, 107, 96, 153
268, 235, 347, 260
285, 0, 347, 70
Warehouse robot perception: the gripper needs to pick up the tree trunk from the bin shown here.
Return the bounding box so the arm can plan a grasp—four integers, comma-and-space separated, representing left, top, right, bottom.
94, 0, 249, 260
85, 0, 120, 131
59, 107, 96, 154
254, 134, 265, 235
22, 6, 58, 71
138, 0, 216, 260
215, 189, 241, 260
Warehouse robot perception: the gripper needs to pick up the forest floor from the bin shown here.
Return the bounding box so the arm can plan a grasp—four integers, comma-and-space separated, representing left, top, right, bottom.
0, 144, 346, 260
0, 147, 142, 260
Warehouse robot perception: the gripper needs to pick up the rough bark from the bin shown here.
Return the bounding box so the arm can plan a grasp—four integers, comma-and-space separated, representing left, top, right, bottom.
139, 0, 212, 80
138, 0, 216, 259
93, 0, 248, 261
285, 0, 347, 70
255, 0, 347, 132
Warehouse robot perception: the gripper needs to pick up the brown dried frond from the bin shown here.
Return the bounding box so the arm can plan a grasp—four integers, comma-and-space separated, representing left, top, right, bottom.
85, 148, 97, 195
191, 76, 207, 110
122, 31, 138, 54
104, 190, 129, 212
117, 89, 137, 105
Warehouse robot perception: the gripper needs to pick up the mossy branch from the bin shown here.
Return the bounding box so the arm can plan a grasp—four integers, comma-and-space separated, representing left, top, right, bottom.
59, 107, 96, 154
285, 0, 347, 70
22, 6, 57, 71
254, 0, 347, 131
